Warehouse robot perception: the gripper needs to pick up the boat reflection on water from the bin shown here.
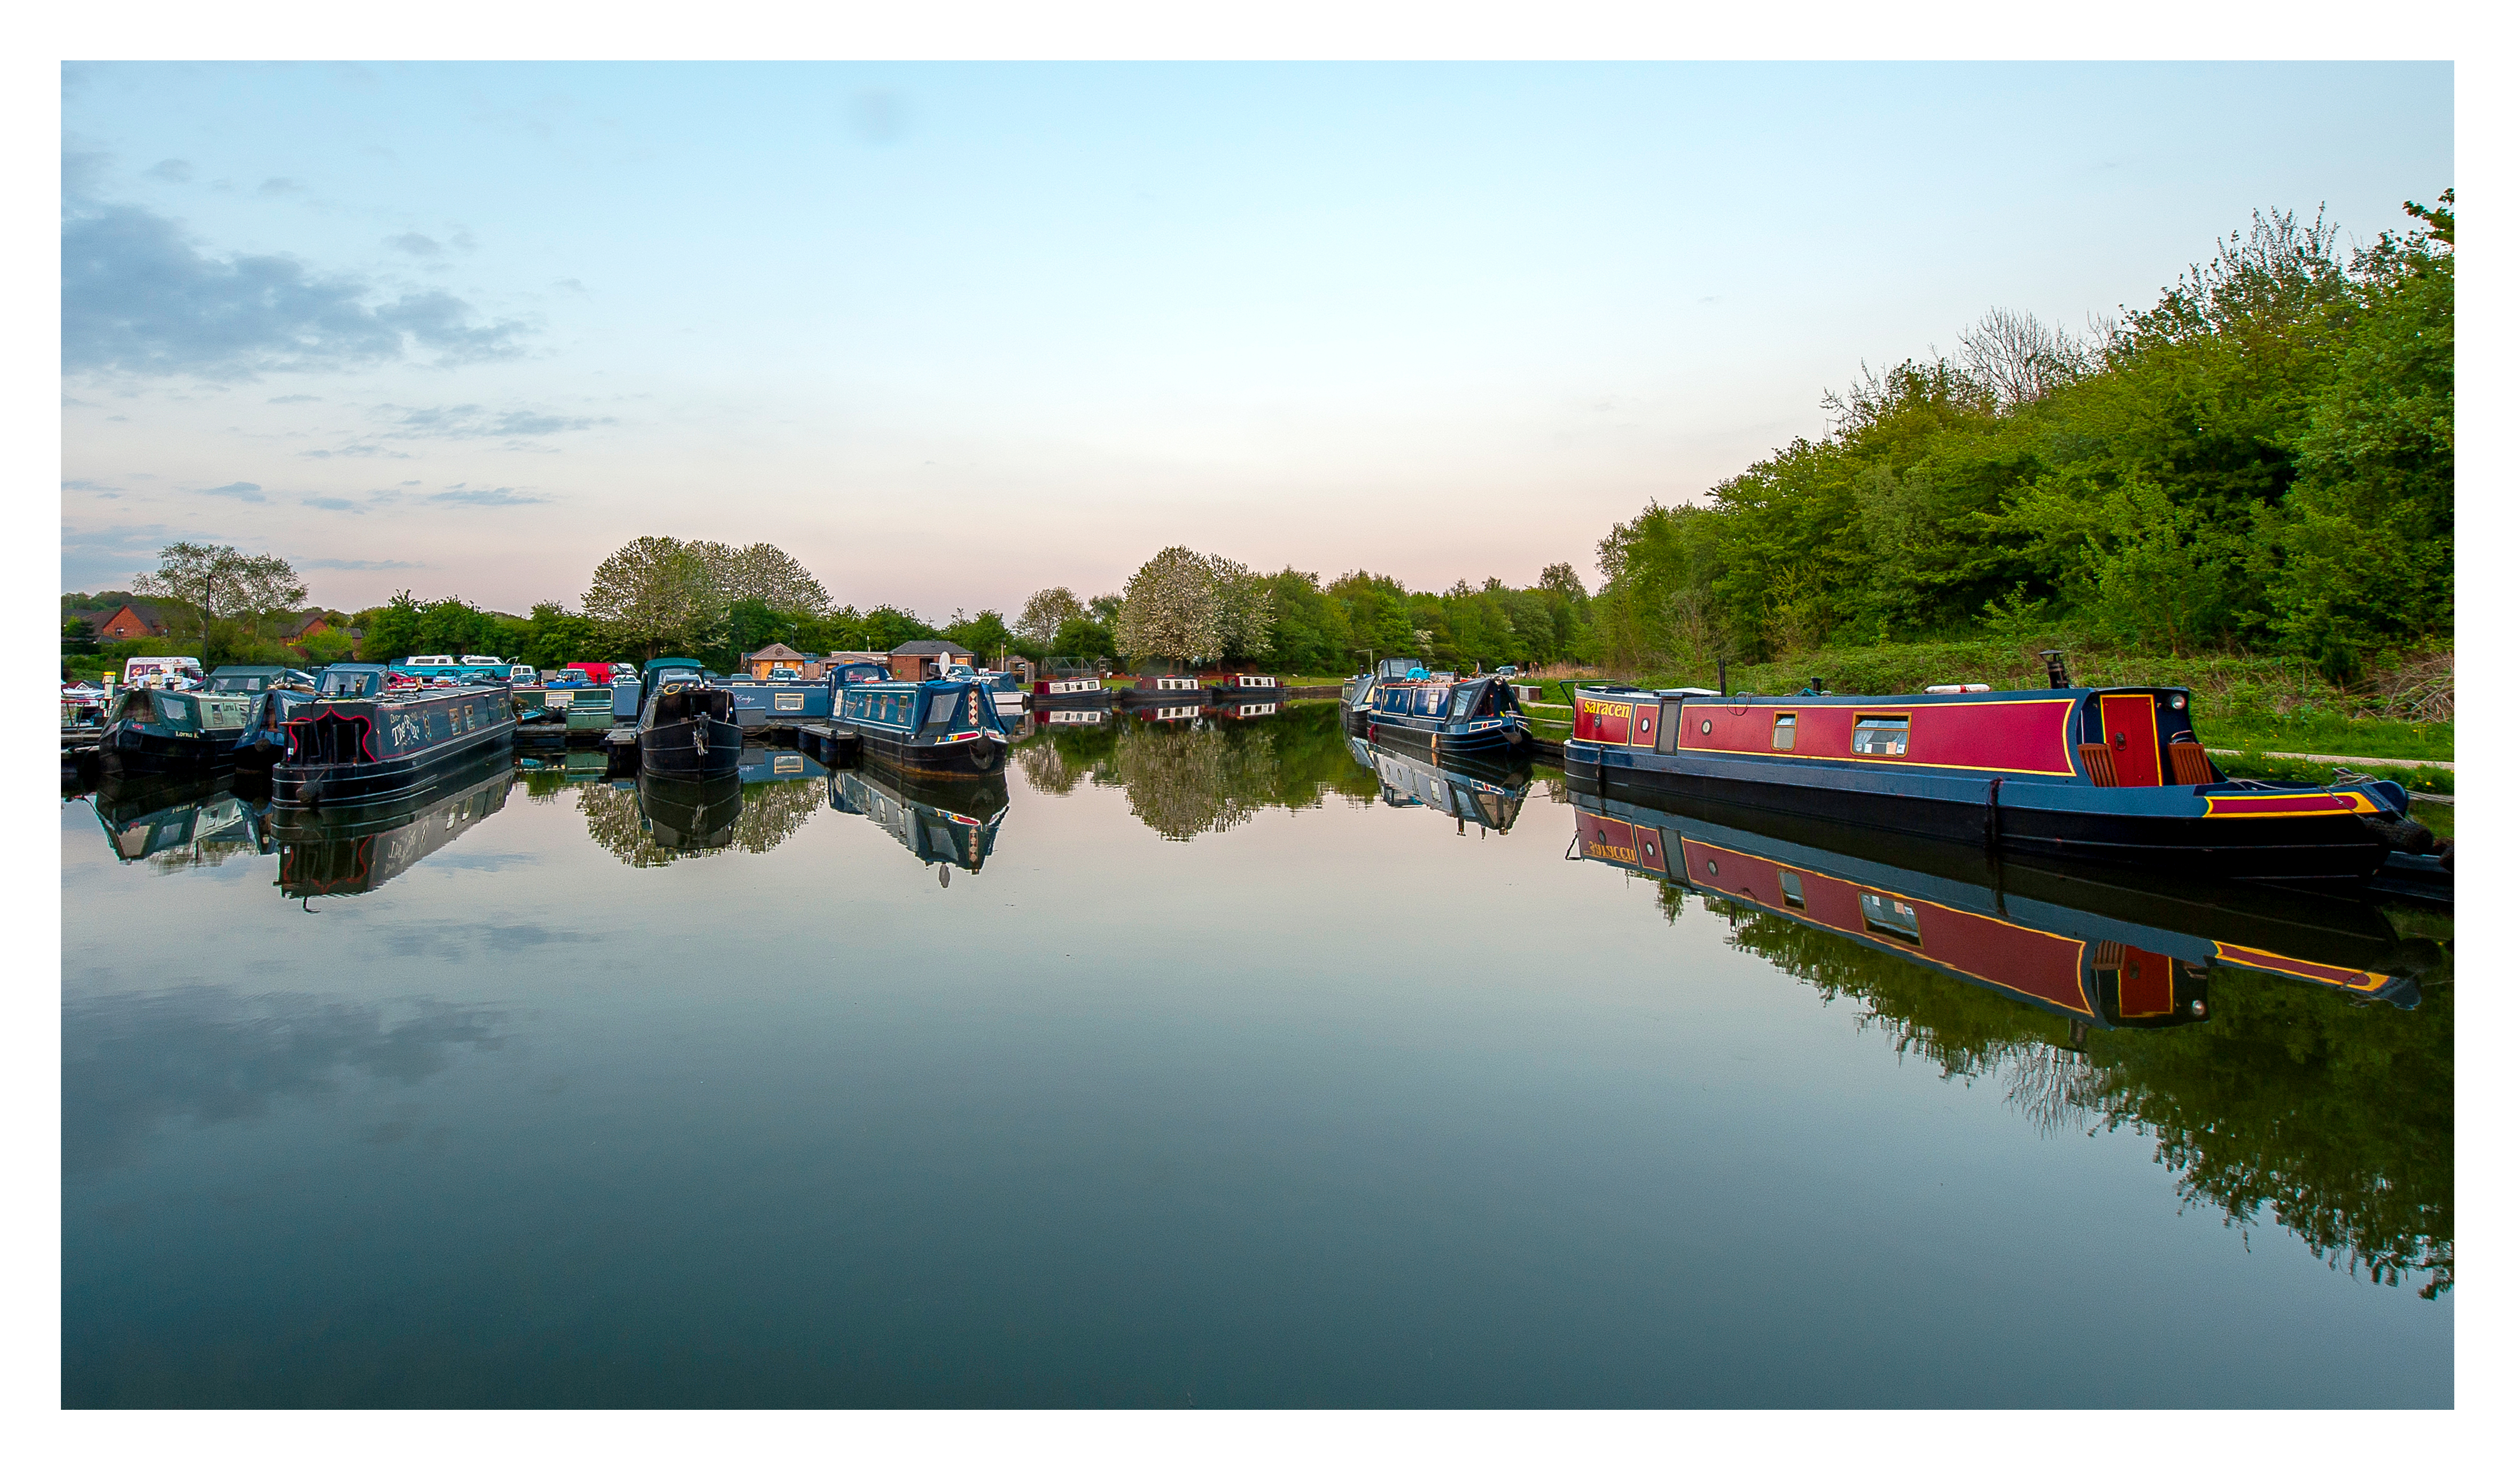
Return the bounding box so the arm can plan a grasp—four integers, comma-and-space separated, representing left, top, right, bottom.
1570, 787, 2436, 1034
828, 761, 1009, 884
580, 744, 830, 865
636, 772, 745, 852
84, 774, 270, 869
273, 752, 515, 899
1349, 735, 1532, 836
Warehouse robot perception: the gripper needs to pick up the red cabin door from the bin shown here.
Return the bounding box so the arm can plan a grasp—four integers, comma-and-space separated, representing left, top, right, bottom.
2097, 694, 2161, 786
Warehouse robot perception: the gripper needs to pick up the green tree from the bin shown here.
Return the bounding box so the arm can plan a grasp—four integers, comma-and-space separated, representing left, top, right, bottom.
130, 542, 307, 669
584, 536, 722, 660
1017, 587, 1085, 649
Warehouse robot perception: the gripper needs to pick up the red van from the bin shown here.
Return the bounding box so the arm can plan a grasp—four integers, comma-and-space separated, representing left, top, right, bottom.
564, 661, 616, 685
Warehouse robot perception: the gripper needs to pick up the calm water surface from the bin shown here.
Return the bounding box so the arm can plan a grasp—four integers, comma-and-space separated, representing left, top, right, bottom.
60, 705, 2452, 1407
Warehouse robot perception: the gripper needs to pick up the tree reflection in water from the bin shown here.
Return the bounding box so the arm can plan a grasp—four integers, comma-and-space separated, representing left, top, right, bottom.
1682, 887, 2454, 1299
1015, 703, 1381, 837
578, 776, 822, 867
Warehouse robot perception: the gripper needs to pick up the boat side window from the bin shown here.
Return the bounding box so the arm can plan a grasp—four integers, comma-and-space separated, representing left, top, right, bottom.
154, 693, 190, 725
927, 692, 960, 725
1772, 712, 1796, 751
1860, 893, 1922, 943
1779, 871, 1806, 909
1852, 714, 1908, 756
1450, 687, 1476, 721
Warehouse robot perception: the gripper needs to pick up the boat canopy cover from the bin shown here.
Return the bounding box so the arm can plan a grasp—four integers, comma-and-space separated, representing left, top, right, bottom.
644, 657, 706, 676
317, 665, 387, 698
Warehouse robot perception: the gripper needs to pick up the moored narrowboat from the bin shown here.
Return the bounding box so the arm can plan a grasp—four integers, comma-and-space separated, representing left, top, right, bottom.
1117, 674, 1208, 706
1560, 666, 2428, 884
97, 685, 255, 777
272, 664, 517, 810
1209, 673, 1285, 704
1358, 672, 1529, 756
1032, 675, 1113, 709
208, 666, 321, 770
828, 667, 1010, 779
1343, 657, 1426, 727
635, 658, 742, 776
1570, 786, 2436, 1024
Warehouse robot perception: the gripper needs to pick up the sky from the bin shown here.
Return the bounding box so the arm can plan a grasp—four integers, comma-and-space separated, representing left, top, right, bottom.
59, 61, 2454, 620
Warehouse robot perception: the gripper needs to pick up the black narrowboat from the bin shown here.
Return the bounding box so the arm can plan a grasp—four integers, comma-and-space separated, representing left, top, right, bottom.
1571, 786, 2437, 1026
829, 667, 1010, 779
635, 658, 743, 776
636, 771, 745, 851
1032, 675, 1113, 711
208, 666, 322, 770
1560, 662, 2431, 884
271, 664, 517, 811
1117, 674, 1209, 707
1208, 673, 1286, 705
1358, 672, 1529, 756
96, 686, 256, 778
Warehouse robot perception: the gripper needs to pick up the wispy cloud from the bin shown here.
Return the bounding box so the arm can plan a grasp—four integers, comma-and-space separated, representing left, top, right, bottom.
62, 185, 533, 380
427, 486, 546, 507
301, 496, 362, 512
386, 403, 613, 439
267, 393, 321, 404
255, 177, 304, 197
302, 557, 422, 569
299, 444, 415, 459
62, 478, 121, 491
198, 481, 266, 502
386, 232, 442, 257
145, 158, 193, 184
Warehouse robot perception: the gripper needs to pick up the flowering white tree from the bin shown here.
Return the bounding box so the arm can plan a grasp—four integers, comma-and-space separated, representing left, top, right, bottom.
1114, 547, 1276, 668
1115, 547, 1224, 668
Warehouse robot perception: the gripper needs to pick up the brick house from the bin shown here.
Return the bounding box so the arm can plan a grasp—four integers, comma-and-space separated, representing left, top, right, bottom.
65, 602, 173, 642
283, 611, 357, 660
887, 639, 976, 681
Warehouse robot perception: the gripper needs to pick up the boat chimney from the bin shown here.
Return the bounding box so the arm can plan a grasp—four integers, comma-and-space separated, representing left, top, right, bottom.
2042, 650, 2070, 690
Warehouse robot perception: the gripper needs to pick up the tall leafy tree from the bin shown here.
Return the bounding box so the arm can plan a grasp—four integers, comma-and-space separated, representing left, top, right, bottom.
1016, 587, 1085, 648
131, 542, 306, 668
584, 536, 721, 660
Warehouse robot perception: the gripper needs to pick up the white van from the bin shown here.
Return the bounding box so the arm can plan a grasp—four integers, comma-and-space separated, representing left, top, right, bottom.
123, 655, 203, 688
461, 655, 505, 667
403, 654, 456, 667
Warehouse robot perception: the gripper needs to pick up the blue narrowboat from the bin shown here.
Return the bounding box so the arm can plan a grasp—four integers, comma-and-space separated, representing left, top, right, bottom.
272, 664, 517, 810
97, 685, 257, 777
1559, 660, 2434, 884
1358, 672, 1529, 756
1570, 785, 2435, 1028
1343, 656, 1426, 723
828, 665, 1010, 779
204, 665, 321, 770
634, 658, 743, 776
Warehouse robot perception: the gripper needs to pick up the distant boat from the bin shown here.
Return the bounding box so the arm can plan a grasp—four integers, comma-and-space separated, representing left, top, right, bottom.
1031, 675, 1111, 709
205, 665, 321, 771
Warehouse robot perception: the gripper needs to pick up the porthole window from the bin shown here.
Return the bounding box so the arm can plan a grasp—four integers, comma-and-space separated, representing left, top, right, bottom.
1700, 719, 1713, 735
1704, 857, 1718, 877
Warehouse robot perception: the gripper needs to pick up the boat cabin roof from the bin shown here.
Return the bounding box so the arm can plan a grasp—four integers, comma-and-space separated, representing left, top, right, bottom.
644, 657, 705, 676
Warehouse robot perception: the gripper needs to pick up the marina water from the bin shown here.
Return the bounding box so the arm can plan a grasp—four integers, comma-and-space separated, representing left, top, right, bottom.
60, 704, 2451, 1407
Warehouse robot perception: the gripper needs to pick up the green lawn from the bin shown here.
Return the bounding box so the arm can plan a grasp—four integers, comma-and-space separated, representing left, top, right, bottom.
2190, 711, 2453, 762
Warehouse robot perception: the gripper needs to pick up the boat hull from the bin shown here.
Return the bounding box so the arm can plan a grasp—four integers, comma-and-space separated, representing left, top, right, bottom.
273, 722, 515, 810
1563, 745, 2390, 883
842, 724, 1008, 779
1360, 715, 1526, 758
98, 723, 240, 777
637, 714, 745, 776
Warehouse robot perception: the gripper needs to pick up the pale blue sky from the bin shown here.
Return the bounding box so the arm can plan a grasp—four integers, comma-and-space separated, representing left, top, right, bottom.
61, 61, 2454, 618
